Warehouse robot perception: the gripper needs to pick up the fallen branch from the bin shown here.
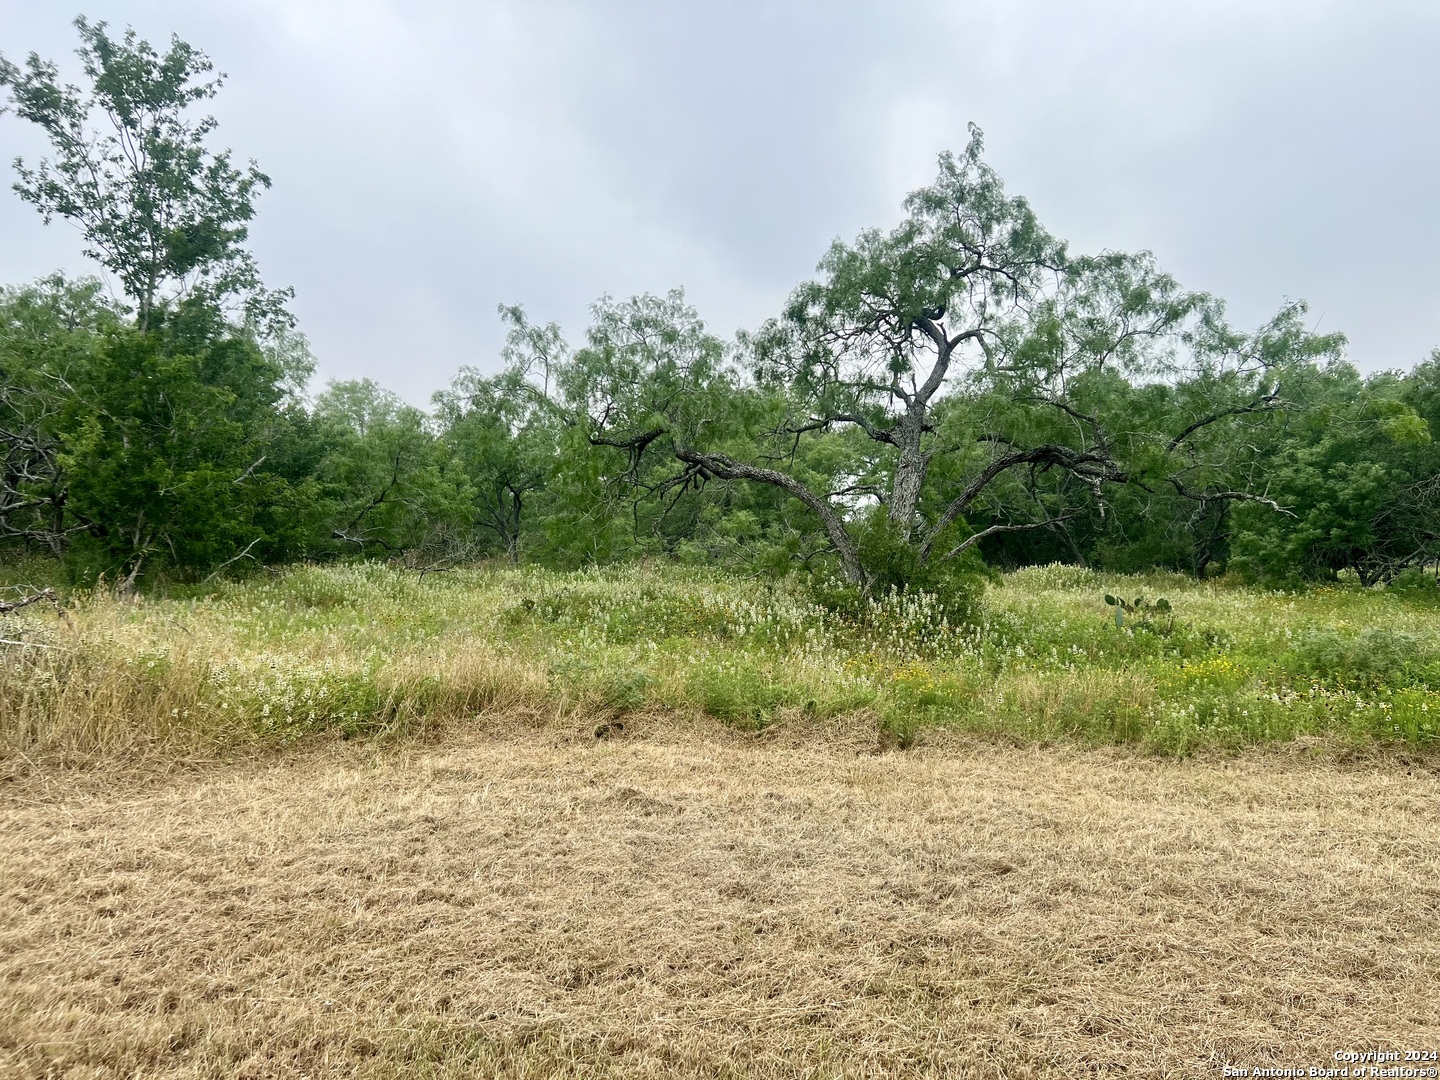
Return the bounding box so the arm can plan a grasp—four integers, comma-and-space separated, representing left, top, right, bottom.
0, 588, 58, 615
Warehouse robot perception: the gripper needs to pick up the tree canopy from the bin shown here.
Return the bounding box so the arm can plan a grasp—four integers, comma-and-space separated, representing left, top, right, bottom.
0, 16, 289, 332
554, 128, 1351, 595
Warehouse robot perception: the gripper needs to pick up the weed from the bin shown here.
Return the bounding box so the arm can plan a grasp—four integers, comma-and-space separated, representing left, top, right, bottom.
3, 560, 1438, 759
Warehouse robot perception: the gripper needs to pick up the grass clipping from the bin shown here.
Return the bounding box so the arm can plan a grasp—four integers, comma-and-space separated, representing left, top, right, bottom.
2, 724, 1437, 1077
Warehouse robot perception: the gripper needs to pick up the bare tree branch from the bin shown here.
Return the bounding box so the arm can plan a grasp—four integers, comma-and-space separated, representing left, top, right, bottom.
1165, 476, 1295, 516
920, 443, 1126, 561
1166, 390, 1284, 452
674, 447, 864, 584
0, 587, 58, 615
201, 536, 263, 582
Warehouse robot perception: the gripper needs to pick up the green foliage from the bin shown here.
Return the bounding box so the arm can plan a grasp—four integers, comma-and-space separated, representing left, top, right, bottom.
46, 318, 318, 582
9, 562, 1440, 758
432, 313, 564, 562
1229, 364, 1440, 585
497, 125, 1356, 602
0, 20, 310, 584
546, 656, 652, 714
1282, 627, 1431, 690
0, 16, 290, 331
0, 276, 332, 581
808, 508, 987, 626
1388, 568, 1440, 598
685, 661, 798, 729
0, 277, 116, 552
311, 379, 463, 559
2, 14, 1438, 611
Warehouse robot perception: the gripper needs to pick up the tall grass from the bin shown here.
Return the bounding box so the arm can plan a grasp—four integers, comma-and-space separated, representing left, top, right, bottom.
2, 560, 1438, 760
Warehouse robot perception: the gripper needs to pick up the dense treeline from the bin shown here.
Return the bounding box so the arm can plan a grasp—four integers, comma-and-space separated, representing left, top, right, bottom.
5, 273, 1436, 592
2, 19, 1437, 593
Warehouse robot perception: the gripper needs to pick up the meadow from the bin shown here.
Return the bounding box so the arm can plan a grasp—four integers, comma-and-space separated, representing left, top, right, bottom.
4, 564, 1440, 1077
2, 560, 1438, 761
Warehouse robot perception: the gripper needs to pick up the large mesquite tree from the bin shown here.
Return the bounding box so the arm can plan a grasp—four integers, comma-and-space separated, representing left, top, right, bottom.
564, 128, 1340, 590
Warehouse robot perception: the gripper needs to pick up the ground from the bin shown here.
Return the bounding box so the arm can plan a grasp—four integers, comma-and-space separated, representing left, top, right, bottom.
3, 714, 1436, 1079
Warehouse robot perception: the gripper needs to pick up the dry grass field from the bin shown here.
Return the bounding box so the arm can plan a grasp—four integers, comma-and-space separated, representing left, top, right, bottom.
3, 712, 1437, 1079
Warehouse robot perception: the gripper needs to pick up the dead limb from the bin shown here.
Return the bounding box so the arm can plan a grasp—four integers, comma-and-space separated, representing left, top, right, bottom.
0, 587, 58, 615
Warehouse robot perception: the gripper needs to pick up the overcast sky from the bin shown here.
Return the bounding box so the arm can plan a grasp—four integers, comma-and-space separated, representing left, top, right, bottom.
2, 1, 1438, 404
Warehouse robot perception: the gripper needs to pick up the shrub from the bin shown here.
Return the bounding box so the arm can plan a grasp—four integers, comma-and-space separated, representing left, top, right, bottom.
809, 509, 988, 628
686, 661, 798, 729
1282, 627, 1428, 689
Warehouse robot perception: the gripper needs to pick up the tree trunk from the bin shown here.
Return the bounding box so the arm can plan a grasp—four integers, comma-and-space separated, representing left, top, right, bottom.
508, 488, 522, 564
887, 406, 928, 539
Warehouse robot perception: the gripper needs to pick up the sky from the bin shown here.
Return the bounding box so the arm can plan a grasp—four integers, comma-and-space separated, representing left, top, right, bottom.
2, 1, 1438, 405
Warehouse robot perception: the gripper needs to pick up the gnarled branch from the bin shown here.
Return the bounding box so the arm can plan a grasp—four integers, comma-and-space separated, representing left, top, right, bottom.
674, 447, 864, 584
0, 587, 58, 615
1166, 390, 1284, 452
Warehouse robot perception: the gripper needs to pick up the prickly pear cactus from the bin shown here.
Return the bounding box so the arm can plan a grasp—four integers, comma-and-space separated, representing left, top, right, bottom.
1104, 593, 1171, 629
1104, 594, 1124, 628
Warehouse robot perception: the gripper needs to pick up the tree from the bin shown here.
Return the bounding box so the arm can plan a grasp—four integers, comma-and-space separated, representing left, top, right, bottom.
0, 16, 289, 332
43, 319, 320, 584
973, 301, 1347, 578
562, 128, 1337, 594
1230, 363, 1436, 584
312, 380, 463, 559
554, 290, 771, 556
0, 277, 322, 581
427, 305, 571, 563
0, 19, 316, 583
0, 276, 116, 553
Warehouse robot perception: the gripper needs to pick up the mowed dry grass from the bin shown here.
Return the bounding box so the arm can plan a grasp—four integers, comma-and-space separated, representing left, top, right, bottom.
2, 716, 1438, 1079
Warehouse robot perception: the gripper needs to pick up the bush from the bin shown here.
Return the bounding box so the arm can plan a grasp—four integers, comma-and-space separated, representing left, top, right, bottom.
686, 661, 799, 729
1282, 627, 1429, 689
809, 509, 988, 627
1389, 568, 1440, 598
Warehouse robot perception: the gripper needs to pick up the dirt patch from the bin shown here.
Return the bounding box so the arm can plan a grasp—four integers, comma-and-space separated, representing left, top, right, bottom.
2, 717, 1437, 1078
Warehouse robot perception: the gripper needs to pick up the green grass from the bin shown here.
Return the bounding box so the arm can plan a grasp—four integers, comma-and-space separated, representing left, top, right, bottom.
3, 559, 1439, 758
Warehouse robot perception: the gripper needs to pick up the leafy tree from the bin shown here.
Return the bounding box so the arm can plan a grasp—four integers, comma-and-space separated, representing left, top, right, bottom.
1230, 363, 1436, 584
0, 19, 314, 583
313, 380, 463, 559
0, 277, 321, 580
557, 129, 1335, 595
53, 321, 320, 584
959, 302, 1346, 577
0, 276, 116, 553
430, 308, 568, 562
0, 16, 289, 331
553, 291, 776, 560
435, 369, 553, 562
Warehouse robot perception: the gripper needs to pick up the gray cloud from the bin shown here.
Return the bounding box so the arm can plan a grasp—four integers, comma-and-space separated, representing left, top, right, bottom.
2, 0, 1437, 403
